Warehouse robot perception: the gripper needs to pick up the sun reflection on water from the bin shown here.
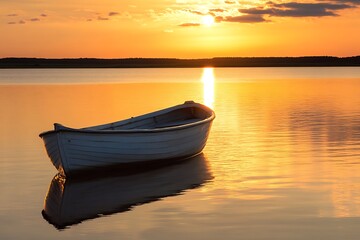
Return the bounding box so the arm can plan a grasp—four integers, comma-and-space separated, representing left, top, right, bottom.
201, 67, 215, 109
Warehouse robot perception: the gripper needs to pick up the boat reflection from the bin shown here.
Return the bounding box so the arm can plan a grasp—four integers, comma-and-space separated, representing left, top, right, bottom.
41, 154, 213, 230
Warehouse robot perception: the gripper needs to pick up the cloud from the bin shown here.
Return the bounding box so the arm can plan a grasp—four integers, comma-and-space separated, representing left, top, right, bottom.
108, 11, 119, 16
186, 8, 226, 18
214, 16, 224, 23
224, 14, 267, 23
271, 2, 354, 16
188, 10, 205, 16
179, 22, 201, 27
239, 1, 356, 18
6, 12, 49, 25
180, 0, 358, 27
209, 8, 226, 13
172, 0, 359, 27
97, 16, 109, 20
84, 11, 123, 22
326, 0, 360, 4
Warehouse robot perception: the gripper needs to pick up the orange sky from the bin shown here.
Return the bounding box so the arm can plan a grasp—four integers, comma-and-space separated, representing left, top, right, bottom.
1, 0, 360, 58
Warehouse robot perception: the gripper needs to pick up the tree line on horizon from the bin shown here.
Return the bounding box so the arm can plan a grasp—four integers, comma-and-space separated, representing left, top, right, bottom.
0, 56, 360, 68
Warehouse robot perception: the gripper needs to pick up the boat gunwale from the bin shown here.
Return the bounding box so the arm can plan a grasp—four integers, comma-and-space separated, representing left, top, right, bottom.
39, 102, 215, 137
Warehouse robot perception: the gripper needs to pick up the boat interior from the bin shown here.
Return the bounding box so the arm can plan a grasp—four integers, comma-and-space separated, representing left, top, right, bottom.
102, 106, 212, 130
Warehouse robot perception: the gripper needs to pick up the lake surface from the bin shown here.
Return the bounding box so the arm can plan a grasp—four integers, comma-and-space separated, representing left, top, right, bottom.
1, 67, 360, 239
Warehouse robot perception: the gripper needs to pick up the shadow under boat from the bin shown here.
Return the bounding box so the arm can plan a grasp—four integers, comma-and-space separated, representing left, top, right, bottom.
41, 153, 213, 230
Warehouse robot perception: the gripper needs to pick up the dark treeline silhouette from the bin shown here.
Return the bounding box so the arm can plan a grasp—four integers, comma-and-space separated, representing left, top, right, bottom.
1, 56, 360, 68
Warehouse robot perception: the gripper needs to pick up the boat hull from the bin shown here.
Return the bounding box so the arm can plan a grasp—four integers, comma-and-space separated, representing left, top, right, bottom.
41, 120, 212, 177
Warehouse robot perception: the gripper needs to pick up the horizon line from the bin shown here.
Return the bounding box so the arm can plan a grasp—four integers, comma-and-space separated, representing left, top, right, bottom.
1, 55, 360, 60
2, 56, 360, 68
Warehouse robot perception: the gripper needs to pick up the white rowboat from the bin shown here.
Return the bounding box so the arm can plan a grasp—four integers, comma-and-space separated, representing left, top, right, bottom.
39, 101, 215, 177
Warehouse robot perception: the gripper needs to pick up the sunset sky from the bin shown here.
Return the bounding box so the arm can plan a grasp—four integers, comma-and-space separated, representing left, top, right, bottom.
1, 0, 360, 58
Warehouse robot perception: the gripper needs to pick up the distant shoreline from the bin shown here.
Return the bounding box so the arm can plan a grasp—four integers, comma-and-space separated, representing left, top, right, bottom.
1, 56, 360, 68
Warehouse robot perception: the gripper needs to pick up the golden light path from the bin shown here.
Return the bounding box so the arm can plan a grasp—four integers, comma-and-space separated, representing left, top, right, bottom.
201, 67, 215, 109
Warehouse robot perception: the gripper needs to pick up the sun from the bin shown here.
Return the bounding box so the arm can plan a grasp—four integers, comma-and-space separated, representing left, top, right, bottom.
201, 15, 215, 27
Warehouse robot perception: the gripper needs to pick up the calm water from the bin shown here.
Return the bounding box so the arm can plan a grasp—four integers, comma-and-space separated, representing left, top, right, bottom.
1, 67, 360, 239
